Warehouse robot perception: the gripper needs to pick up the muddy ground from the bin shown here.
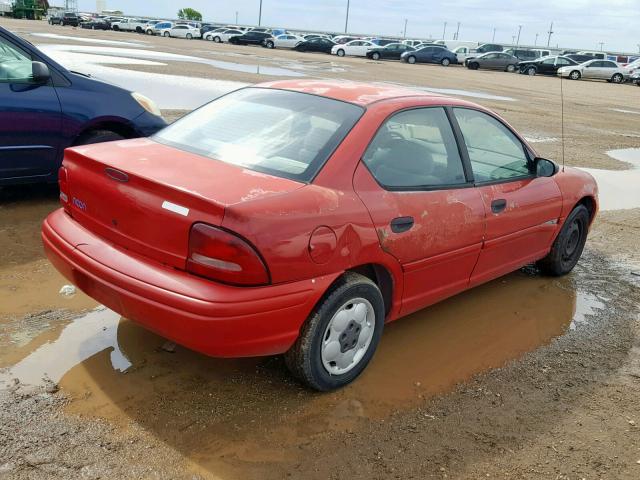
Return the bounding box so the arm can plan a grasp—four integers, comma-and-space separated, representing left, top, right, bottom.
1, 18, 639, 480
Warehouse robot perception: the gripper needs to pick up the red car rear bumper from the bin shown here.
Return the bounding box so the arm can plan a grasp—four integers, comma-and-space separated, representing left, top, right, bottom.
42, 209, 338, 358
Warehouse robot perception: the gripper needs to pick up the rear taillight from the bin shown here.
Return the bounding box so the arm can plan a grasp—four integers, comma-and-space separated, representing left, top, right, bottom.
58, 166, 71, 214
186, 223, 269, 286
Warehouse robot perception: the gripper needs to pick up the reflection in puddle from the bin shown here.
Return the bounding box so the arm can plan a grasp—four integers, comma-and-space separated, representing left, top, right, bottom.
38, 44, 247, 110
40, 44, 303, 77
580, 148, 640, 211
0, 271, 606, 475
377, 81, 516, 102
30, 32, 148, 47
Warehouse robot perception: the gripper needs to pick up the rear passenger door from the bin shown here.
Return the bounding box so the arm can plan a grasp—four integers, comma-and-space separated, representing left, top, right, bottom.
353, 107, 485, 316
451, 108, 562, 286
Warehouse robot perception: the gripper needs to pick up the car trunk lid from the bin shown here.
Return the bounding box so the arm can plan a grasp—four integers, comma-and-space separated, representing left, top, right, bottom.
63, 138, 303, 269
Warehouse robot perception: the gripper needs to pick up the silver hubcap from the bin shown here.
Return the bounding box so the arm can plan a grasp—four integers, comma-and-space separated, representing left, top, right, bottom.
321, 298, 375, 375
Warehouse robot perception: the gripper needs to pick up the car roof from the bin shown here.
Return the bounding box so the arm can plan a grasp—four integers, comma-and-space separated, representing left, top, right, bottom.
255, 80, 457, 106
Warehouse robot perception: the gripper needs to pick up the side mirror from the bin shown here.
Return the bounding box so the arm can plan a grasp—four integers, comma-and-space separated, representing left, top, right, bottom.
534, 157, 556, 177
31, 61, 51, 84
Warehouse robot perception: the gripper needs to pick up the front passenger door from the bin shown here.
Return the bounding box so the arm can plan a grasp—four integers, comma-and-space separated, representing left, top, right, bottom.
0, 34, 61, 182
451, 108, 562, 286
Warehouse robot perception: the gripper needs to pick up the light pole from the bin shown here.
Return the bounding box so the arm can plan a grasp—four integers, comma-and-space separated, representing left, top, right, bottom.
454, 21, 460, 40
546, 21, 554, 47
442, 21, 447, 40
512, 35, 516, 44
598, 42, 604, 51
492, 27, 496, 42
258, 0, 263, 26
535, 33, 539, 46
516, 25, 522, 47
344, 0, 350, 34
403, 18, 408, 39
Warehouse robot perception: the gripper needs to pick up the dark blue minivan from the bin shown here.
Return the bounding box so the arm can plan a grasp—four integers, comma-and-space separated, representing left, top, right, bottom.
0, 26, 167, 185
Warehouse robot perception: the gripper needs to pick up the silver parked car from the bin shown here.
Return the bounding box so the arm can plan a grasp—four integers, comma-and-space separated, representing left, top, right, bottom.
557, 59, 626, 83
465, 52, 519, 72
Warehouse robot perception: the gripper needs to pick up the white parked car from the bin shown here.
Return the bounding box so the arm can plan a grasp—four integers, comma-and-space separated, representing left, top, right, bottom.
331, 40, 376, 57
452, 45, 478, 63
264, 34, 303, 49
111, 18, 149, 33
204, 29, 244, 42
161, 24, 201, 39
558, 59, 626, 83
622, 58, 640, 75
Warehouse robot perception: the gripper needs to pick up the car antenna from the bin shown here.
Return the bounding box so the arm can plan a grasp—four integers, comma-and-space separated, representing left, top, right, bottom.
560, 74, 566, 172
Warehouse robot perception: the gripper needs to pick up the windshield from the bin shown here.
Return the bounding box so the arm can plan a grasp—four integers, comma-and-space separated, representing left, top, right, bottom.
154, 88, 364, 182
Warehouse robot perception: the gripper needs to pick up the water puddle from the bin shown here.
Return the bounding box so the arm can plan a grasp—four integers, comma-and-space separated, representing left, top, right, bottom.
610, 108, 640, 115
39, 44, 303, 77
377, 81, 516, 102
39, 44, 247, 110
30, 32, 148, 47
580, 148, 640, 211
0, 269, 608, 480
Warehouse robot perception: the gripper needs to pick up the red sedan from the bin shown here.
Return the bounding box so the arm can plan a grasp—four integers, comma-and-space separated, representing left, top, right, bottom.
42, 80, 598, 390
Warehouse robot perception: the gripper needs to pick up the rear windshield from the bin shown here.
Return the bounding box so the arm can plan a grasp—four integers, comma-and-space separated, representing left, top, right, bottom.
154, 88, 364, 182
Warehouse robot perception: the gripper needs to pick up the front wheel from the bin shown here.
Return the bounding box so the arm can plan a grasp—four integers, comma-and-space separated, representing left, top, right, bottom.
569, 70, 581, 80
527, 66, 537, 76
214, 36, 221, 42
266, 40, 274, 48
441, 57, 451, 66
163, 31, 170, 37
337, 49, 345, 57
186, 33, 193, 39
371, 52, 380, 60
407, 55, 416, 64
284, 272, 384, 391
537, 205, 590, 276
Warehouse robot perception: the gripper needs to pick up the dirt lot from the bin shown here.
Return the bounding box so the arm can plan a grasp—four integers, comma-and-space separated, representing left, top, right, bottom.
1, 18, 639, 480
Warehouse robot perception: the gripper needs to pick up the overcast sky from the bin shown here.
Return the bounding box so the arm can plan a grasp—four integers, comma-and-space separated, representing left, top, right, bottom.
74, 0, 639, 53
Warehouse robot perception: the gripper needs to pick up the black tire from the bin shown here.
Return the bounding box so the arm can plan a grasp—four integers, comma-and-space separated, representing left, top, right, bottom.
74, 130, 125, 146
266, 40, 274, 48
611, 73, 623, 84
407, 55, 416, 64
468, 62, 479, 70
296, 45, 307, 52
569, 70, 581, 80
441, 57, 451, 66
163, 31, 170, 37
527, 66, 537, 76
186, 33, 193, 39
214, 36, 221, 42
506, 64, 516, 73
537, 205, 590, 276
371, 52, 380, 60
112, 25, 119, 31
284, 272, 385, 391
337, 49, 345, 57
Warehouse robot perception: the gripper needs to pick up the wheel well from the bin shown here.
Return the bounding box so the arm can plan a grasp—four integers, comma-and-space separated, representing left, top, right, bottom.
72, 122, 136, 146
576, 196, 596, 224
347, 264, 394, 316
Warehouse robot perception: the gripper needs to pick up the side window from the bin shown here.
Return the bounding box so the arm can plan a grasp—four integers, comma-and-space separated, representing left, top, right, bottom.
542, 58, 555, 65
363, 108, 467, 189
453, 108, 531, 182
0, 37, 34, 83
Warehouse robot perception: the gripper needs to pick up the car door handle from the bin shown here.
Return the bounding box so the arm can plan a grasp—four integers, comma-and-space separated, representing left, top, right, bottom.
491, 199, 507, 214
390, 216, 414, 233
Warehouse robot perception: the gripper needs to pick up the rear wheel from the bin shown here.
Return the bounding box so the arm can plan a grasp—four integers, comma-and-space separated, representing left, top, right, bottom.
441, 57, 451, 66
74, 130, 125, 146
569, 70, 581, 80
537, 205, 590, 276
285, 272, 384, 391
407, 55, 416, 64
611, 73, 624, 84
